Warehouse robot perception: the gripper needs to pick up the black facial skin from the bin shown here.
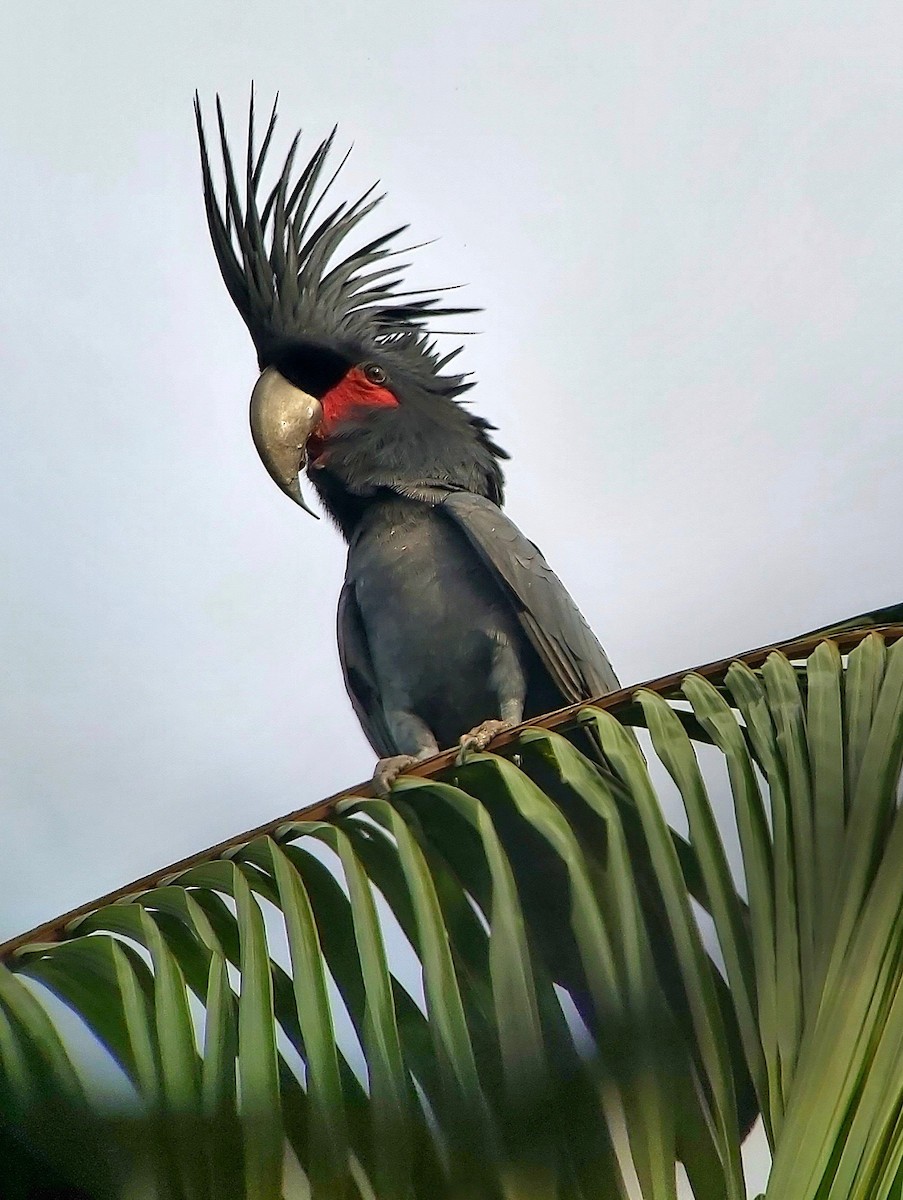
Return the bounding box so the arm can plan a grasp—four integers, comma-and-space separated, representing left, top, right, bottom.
262, 338, 351, 399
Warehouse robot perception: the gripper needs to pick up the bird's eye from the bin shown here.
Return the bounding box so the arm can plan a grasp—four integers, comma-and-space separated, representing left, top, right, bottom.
363, 363, 388, 385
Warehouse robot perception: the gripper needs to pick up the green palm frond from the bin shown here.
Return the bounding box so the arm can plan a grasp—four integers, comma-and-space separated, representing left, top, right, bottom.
2, 622, 903, 1198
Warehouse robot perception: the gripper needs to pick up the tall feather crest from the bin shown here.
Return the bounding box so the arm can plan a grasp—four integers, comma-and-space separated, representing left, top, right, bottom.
194, 92, 478, 391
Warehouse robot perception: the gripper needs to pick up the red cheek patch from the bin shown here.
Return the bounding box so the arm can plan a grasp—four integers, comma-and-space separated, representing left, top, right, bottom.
320, 366, 399, 431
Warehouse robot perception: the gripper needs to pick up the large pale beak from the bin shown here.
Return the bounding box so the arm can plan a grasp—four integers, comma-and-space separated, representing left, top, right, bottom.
249, 367, 322, 516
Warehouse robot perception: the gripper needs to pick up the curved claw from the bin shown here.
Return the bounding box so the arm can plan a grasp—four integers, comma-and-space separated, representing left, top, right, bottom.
455, 737, 477, 767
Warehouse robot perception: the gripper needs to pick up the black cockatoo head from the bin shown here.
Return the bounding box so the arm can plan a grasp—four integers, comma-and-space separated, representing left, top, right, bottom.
195, 94, 507, 536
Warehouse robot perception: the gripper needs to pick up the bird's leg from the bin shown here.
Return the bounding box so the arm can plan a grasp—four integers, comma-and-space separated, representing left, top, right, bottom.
457, 633, 526, 763
372, 710, 439, 798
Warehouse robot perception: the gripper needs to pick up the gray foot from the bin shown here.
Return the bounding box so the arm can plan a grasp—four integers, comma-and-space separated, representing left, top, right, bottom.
372, 754, 418, 798
456, 719, 515, 764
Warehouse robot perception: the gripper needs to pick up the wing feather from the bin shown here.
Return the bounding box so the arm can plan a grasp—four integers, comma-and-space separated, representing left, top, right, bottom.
336, 581, 397, 757
440, 491, 619, 704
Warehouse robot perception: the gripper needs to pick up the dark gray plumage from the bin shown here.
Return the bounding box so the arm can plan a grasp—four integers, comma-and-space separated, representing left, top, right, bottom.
338, 493, 618, 765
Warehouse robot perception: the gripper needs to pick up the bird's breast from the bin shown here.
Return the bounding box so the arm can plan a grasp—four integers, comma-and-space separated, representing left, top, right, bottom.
346, 500, 524, 745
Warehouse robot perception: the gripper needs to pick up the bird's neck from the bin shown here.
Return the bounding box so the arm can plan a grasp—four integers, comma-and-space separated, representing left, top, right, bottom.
306, 401, 506, 541
347, 494, 432, 546
308, 468, 438, 542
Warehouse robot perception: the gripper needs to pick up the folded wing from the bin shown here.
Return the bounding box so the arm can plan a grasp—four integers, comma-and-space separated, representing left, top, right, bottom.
440, 491, 619, 704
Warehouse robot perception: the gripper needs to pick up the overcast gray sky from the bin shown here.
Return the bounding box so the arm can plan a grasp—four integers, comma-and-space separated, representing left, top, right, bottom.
1, 3, 901, 1187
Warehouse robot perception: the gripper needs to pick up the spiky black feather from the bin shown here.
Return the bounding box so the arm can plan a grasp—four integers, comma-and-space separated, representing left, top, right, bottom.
194, 92, 478, 393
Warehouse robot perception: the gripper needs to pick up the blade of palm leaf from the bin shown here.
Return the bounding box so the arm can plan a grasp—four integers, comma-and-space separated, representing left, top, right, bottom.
530, 971, 634, 1200
148, 874, 238, 937
347, 784, 630, 1200
450, 751, 684, 1200
270, 828, 413, 1200
157, 866, 319, 1182
827, 952, 903, 1200
763, 917, 903, 1198
479, 791, 562, 1200
333, 794, 493, 923
513, 730, 736, 1200
107, 940, 161, 1105
672, 1063, 746, 1200
622, 701, 718, 748
267, 840, 348, 1200
137, 887, 225, 958
75, 905, 215, 1027
15, 864, 415, 1200
389, 811, 505, 1065
582, 720, 718, 915
444, 745, 619, 1015
231, 864, 283, 1200
329, 827, 416, 1200
391, 778, 558, 1199
682, 672, 780, 1139
352, 799, 503, 1195
330, 818, 420, 946
155, 865, 330, 1129
352, 806, 494, 1003
512, 731, 699, 1139
760, 654, 817, 1003
0, 964, 85, 1104
868, 1098, 903, 1200
822, 637, 903, 1002
0, 1002, 32, 1112
228, 843, 367, 1031
393, 782, 546, 1088
508, 748, 680, 1200
139, 909, 207, 1200
234, 834, 442, 1194
138, 909, 201, 1111
804, 643, 847, 983
540, 763, 681, 1200
276, 1058, 321, 1200
220, 845, 401, 1161
766, 795, 903, 1195
201, 951, 237, 1113
22, 902, 263, 1193
724, 662, 802, 1102
201, 953, 241, 1200
126, 870, 285, 1193
637, 690, 767, 1123
334, 810, 502, 1105
141, 880, 291, 1176
845, 632, 887, 802
509, 734, 680, 1191
146, 910, 218, 997
519, 728, 722, 1025
580, 709, 745, 1198
19, 937, 154, 1092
